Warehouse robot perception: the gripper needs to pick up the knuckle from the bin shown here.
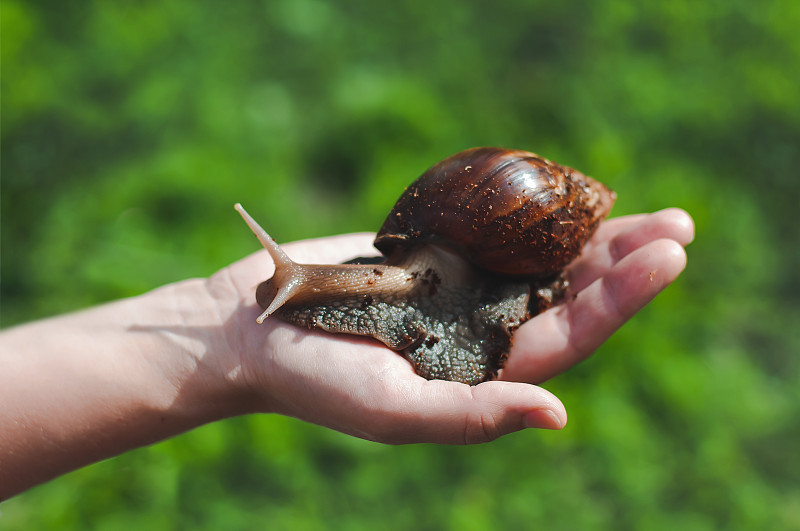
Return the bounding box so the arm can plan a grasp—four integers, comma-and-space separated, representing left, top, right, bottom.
463, 411, 501, 444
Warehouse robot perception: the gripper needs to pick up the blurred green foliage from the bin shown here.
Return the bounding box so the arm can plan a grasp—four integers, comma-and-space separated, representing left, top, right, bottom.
2, 0, 799, 529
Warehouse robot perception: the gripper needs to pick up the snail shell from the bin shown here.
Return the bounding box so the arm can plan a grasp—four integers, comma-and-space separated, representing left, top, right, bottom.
375, 147, 615, 277
236, 147, 615, 385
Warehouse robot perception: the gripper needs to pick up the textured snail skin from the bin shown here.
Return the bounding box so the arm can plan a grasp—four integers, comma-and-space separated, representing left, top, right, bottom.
237, 147, 615, 385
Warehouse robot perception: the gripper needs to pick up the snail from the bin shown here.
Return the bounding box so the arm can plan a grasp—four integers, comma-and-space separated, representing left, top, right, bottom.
236, 147, 616, 385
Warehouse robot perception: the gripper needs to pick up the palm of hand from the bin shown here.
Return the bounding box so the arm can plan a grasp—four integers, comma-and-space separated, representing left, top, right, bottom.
214, 209, 694, 445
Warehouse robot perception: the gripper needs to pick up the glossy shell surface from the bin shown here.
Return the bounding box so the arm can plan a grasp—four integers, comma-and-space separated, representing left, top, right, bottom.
374, 147, 616, 277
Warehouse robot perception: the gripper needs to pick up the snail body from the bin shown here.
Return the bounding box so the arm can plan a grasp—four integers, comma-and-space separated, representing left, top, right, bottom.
236, 147, 615, 385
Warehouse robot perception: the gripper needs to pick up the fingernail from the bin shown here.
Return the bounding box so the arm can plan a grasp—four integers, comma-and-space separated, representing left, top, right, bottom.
524, 409, 565, 430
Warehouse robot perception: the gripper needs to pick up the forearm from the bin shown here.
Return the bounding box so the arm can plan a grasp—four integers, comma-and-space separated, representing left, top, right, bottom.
0, 279, 248, 499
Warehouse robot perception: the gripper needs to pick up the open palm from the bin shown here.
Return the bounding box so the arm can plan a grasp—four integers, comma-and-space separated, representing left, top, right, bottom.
215, 208, 694, 445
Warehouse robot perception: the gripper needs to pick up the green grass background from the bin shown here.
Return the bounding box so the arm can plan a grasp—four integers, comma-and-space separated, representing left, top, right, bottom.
2, 0, 799, 529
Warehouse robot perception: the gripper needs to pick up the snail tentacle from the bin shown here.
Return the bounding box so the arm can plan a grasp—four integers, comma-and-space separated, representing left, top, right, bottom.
235, 203, 310, 322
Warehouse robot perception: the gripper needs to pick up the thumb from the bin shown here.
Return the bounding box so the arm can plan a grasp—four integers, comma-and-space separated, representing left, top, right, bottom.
362, 380, 567, 445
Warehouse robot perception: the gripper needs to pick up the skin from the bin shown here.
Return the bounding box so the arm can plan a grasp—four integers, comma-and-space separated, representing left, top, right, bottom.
0, 208, 694, 500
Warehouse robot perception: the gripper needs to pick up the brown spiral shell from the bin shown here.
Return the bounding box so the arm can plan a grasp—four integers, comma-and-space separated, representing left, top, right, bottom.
374, 147, 616, 277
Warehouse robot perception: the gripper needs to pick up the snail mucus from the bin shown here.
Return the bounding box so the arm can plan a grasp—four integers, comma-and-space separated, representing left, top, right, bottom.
236, 147, 616, 385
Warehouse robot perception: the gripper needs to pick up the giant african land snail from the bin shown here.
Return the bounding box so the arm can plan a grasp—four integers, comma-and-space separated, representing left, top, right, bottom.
236, 147, 616, 385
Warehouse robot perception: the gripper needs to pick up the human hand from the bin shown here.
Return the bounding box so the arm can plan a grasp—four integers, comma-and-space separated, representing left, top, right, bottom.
212, 208, 694, 445
0, 208, 693, 498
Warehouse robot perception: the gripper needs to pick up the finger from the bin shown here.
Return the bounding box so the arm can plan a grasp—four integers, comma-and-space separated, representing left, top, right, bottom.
581, 213, 650, 250
582, 208, 694, 254
361, 379, 567, 445
251, 323, 567, 445
503, 238, 688, 383
570, 208, 695, 291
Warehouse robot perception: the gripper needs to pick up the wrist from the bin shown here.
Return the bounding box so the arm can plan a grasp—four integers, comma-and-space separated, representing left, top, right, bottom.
0, 280, 257, 497
136, 277, 261, 424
